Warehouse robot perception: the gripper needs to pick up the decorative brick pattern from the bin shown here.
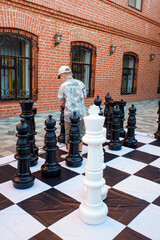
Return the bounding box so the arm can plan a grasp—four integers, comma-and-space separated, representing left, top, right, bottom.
0, 0, 159, 117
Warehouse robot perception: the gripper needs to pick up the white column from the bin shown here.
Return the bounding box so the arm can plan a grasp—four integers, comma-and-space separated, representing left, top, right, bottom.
79, 105, 108, 225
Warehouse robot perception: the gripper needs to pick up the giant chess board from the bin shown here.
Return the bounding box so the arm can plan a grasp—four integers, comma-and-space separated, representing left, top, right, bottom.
0, 132, 160, 240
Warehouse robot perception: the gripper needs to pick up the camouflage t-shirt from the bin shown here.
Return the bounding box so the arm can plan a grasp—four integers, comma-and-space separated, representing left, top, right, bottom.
58, 77, 86, 122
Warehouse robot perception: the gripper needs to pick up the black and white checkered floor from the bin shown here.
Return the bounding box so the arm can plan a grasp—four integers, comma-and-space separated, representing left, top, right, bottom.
0, 132, 160, 240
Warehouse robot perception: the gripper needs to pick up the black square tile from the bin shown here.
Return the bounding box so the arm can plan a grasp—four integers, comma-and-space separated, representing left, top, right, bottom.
105, 188, 149, 225
153, 196, 160, 207
33, 167, 79, 187
0, 193, 14, 210
18, 188, 80, 227
103, 166, 130, 187
120, 140, 145, 149
149, 140, 160, 147
114, 227, 151, 240
104, 152, 119, 163
29, 229, 62, 240
0, 165, 16, 183
135, 165, 160, 183
123, 150, 159, 164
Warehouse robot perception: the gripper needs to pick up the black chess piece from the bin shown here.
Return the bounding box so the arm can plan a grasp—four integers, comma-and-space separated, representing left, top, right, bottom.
104, 93, 111, 129
154, 100, 160, 140
12, 119, 35, 189
20, 100, 38, 166
32, 107, 39, 156
65, 111, 83, 167
107, 99, 115, 140
118, 99, 126, 138
42, 115, 61, 177
58, 104, 65, 143
108, 105, 122, 150
124, 104, 137, 147
94, 95, 103, 116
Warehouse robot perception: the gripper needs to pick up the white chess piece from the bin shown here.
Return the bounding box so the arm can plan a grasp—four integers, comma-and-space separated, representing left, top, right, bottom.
79, 105, 108, 225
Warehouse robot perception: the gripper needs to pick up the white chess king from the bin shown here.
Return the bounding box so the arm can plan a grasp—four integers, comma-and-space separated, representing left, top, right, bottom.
79, 105, 108, 225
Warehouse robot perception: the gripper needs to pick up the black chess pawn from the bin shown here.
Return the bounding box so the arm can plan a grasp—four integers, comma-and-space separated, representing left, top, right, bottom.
154, 100, 160, 140
104, 93, 111, 129
20, 100, 38, 166
124, 104, 137, 147
108, 105, 122, 150
42, 115, 61, 177
32, 107, 39, 156
118, 99, 126, 138
107, 99, 115, 140
58, 104, 65, 143
12, 119, 35, 189
65, 111, 83, 167
94, 95, 103, 116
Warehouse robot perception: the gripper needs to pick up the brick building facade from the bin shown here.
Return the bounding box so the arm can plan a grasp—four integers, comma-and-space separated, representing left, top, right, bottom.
0, 0, 160, 117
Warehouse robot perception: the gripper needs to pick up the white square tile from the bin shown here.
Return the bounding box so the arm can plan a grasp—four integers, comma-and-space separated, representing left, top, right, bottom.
54, 175, 85, 202
0, 154, 15, 165
0, 179, 51, 203
9, 157, 45, 173
60, 157, 87, 174
104, 145, 133, 156
150, 157, 160, 168
106, 157, 146, 174
135, 134, 155, 144
137, 144, 160, 156
114, 175, 160, 202
49, 209, 125, 240
0, 204, 45, 240
128, 204, 160, 240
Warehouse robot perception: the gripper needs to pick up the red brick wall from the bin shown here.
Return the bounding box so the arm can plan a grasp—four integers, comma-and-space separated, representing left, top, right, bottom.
0, 0, 160, 117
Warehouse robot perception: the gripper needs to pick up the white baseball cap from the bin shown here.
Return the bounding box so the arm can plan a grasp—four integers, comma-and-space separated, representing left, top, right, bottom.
57, 66, 71, 79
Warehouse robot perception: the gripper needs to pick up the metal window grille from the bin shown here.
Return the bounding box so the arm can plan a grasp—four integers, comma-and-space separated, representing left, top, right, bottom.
0, 28, 38, 101
71, 42, 96, 97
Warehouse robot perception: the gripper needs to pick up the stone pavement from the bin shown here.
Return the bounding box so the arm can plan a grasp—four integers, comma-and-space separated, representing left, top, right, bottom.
0, 99, 159, 158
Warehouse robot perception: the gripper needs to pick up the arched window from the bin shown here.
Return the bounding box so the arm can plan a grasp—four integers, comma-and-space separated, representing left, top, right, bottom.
71, 42, 96, 97
0, 28, 38, 101
121, 52, 139, 94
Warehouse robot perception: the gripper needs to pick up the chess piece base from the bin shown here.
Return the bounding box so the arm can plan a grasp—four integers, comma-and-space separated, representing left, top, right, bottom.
65, 156, 83, 167
124, 139, 137, 148
108, 142, 122, 151
41, 164, 61, 177
79, 202, 108, 225
12, 175, 35, 189
154, 132, 160, 140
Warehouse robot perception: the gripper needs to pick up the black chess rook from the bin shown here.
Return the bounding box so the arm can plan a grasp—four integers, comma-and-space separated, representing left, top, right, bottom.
12, 119, 35, 189
124, 104, 137, 148
20, 100, 38, 166
108, 105, 122, 150
154, 100, 160, 140
41, 115, 61, 177
58, 104, 65, 143
65, 111, 83, 167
